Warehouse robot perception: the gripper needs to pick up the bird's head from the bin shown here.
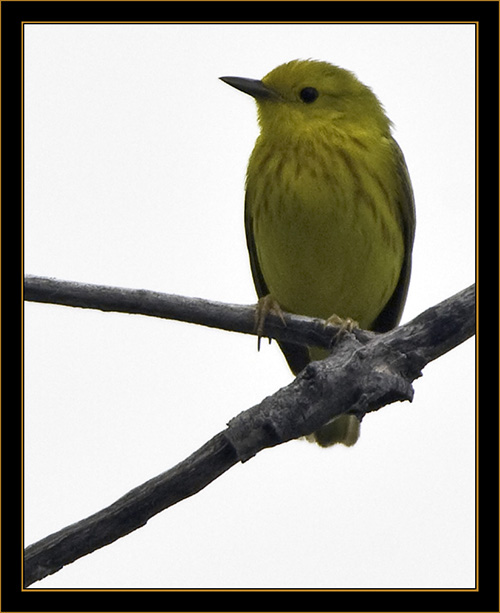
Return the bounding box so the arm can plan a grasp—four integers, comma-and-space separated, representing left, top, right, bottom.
221, 59, 391, 139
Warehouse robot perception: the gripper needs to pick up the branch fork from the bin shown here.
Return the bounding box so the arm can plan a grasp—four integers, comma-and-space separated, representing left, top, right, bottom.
23, 276, 475, 585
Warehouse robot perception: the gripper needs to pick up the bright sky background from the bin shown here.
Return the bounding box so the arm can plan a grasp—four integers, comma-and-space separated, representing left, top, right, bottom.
24, 23, 476, 589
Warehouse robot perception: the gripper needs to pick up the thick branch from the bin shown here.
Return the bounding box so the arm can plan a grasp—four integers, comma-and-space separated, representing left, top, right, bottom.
24, 282, 475, 586
24, 433, 238, 588
226, 284, 475, 460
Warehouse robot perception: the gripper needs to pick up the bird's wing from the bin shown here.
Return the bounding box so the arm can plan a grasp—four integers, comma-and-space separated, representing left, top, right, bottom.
244, 194, 310, 376
371, 138, 416, 332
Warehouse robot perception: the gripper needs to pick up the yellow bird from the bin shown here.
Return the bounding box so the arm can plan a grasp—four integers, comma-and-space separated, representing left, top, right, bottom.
221, 60, 415, 447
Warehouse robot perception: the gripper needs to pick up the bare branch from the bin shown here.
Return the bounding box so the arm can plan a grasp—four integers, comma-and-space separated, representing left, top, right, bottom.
24, 433, 238, 588
23, 274, 373, 349
226, 284, 475, 460
23, 281, 475, 586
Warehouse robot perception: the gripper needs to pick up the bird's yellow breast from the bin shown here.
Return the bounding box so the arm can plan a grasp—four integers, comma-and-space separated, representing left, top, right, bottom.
246, 131, 405, 329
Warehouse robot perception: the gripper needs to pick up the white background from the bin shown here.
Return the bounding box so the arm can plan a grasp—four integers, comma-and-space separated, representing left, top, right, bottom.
24, 23, 476, 589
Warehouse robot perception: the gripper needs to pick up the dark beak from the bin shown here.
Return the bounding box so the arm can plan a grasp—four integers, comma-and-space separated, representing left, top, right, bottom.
219, 76, 277, 100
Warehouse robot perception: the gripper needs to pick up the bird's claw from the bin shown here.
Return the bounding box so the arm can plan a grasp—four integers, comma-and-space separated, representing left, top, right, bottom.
254, 295, 286, 350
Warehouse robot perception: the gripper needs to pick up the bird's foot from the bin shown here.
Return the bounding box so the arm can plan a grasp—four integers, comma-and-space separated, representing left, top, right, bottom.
325, 313, 359, 337
254, 294, 286, 350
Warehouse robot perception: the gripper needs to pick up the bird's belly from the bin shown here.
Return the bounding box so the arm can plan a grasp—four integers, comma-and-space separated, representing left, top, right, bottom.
252, 182, 404, 330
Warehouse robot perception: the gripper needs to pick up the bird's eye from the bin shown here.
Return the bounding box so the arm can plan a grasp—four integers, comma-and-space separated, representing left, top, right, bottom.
299, 87, 319, 103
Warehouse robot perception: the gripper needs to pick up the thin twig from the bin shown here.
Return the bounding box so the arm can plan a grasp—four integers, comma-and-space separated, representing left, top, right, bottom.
23, 274, 373, 349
